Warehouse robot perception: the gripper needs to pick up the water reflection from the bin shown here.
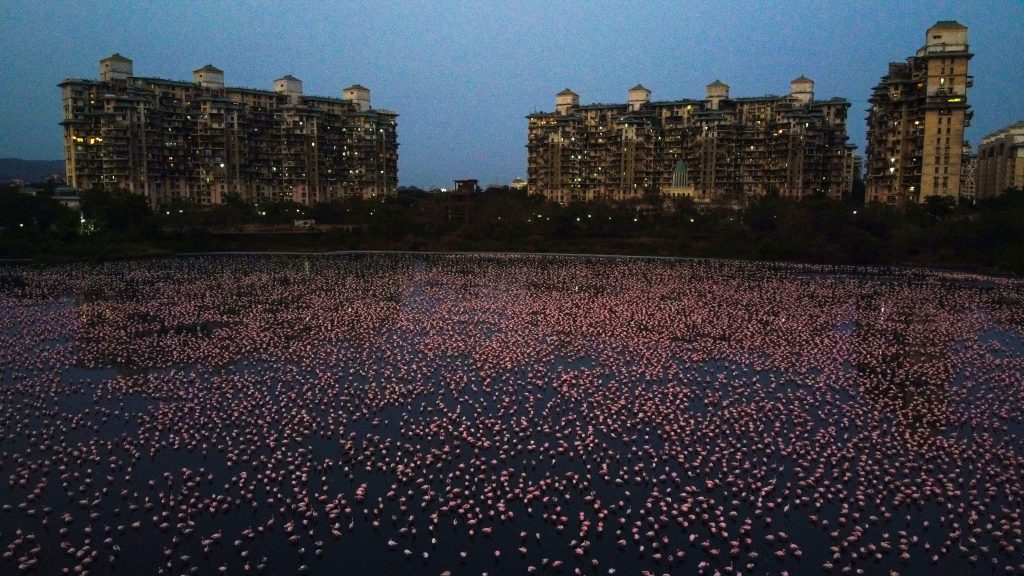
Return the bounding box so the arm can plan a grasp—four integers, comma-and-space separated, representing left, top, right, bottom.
0, 255, 1022, 575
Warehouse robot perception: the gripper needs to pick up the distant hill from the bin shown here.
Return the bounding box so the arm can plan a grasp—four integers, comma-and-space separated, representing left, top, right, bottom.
0, 158, 65, 184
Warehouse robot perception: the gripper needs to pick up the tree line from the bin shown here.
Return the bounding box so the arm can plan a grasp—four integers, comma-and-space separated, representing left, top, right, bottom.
2, 181, 1024, 275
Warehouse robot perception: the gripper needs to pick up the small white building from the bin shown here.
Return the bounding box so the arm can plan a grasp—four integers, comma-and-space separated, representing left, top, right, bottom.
53, 186, 81, 211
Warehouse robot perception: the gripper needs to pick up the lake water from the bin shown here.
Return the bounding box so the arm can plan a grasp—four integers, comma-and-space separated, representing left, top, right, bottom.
1, 254, 1022, 575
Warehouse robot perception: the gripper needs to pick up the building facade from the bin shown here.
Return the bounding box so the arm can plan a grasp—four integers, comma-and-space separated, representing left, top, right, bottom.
60, 54, 398, 207
865, 21, 973, 205
959, 143, 977, 202
526, 77, 854, 204
976, 122, 1024, 199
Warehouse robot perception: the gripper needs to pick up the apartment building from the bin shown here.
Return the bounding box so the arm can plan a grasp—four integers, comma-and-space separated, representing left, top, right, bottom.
976, 121, 1024, 199
960, 143, 977, 202
865, 21, 973, 205
60, 54, 398, 207
526, 77, 854, 204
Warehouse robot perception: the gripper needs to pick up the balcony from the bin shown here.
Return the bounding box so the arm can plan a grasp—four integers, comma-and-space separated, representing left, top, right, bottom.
925, 95, 967, 108
923, 43, 969, 55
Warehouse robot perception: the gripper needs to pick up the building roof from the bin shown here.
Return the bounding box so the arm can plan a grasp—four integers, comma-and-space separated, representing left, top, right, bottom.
980, 121, 1024, 145
576, 103, 628, 111
103, 53, 132, 62
630, 84, 650, 92
194, 64, 223, 73
792, 75, 813, 83
734, 95, 784, 102
345, 84, 369, 91
133, 76, 197, 87
59, 78, 102, 87
533, 90, 842, 114
930, 20, 967, 30
276, 75, 301, 82
226, 86, 278, 96
707, 79, 728, 88
302, 95, 346, 103
649, 99, 704, 106
557, 88, 577, 96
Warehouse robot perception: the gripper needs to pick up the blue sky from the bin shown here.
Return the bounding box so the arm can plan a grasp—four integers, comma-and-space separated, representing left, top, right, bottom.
1, 1, 1022, 188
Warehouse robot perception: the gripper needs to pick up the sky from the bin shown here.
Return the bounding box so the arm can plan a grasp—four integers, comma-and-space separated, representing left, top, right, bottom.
1, 0, 1022, 189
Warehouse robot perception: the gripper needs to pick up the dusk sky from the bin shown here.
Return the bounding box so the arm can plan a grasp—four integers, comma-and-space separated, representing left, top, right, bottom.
1, 1, 1022, 188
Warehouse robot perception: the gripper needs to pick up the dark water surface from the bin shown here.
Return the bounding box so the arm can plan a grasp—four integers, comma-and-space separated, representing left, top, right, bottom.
1, 254, 1023, 575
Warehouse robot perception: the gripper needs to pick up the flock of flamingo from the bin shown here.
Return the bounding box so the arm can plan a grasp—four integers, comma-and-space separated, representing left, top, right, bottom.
0, 254, 1022, 575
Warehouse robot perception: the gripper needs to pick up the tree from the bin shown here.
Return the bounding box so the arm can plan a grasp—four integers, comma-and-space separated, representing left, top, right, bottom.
80, 188, 157, 238
0, 187, 76, 235
922, 195, 955, 219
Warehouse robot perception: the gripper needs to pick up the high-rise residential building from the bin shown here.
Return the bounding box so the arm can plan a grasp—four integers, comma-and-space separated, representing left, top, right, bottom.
976, 121, 1024, 199
526, 77, 854, 205
60, 54, 398, 207
865, 21, 973, 205
960, 142, 977, 202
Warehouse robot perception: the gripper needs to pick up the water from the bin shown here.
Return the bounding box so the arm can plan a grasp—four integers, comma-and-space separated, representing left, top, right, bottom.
1, 254, 1022, 575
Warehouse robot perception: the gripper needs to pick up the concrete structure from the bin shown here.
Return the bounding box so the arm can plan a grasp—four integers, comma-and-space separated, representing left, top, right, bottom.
976, 121, 1024, 199
662, 160, 697, 200
527, 77, 854, 204
193, 65, 224, 89
850, 154, 864, 186
60, 54, 398, 207
959, 143, 977, 201
451, 179, 480, 196
342, 84, 371, 112
52, 185, 81, 211
865, 21, 973, 205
